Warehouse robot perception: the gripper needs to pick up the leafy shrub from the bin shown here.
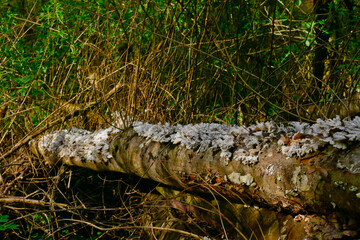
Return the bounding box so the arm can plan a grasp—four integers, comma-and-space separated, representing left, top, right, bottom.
0, 215, 19, 231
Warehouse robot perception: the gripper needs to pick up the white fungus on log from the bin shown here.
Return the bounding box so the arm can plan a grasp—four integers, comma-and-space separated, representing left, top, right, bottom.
132, 116, 360, 166
34, 127, 120, 165
29, 115, 360, 224
33, 115, 360, 172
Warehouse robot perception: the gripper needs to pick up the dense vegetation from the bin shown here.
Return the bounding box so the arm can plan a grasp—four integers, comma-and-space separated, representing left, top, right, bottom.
0, 0, 359, 239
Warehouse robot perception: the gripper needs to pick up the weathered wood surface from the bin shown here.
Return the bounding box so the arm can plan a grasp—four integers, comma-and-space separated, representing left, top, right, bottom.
29, 118, 360, 218
117, 128, 360, 214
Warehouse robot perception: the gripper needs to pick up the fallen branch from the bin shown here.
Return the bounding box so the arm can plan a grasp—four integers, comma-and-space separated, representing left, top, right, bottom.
0, 196, 68, 208
30, 117, 360, 217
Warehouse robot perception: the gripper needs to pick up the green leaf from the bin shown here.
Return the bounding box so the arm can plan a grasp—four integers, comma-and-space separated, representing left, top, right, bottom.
0, 215, 9, 223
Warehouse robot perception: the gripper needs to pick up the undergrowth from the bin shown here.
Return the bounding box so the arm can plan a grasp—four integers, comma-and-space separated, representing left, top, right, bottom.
0, 0, 359, 239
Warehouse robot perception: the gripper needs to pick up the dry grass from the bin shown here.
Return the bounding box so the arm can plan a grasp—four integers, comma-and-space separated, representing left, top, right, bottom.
0, 0, 359, 239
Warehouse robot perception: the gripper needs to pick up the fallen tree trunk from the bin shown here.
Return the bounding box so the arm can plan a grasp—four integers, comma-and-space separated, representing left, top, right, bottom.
30, 117, 360, 218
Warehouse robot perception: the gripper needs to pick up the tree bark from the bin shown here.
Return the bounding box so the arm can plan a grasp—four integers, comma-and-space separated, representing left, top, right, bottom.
114, 129, 360, 217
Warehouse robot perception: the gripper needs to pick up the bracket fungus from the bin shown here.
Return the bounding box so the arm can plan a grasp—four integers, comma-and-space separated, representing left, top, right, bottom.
30, 116, 360, 217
